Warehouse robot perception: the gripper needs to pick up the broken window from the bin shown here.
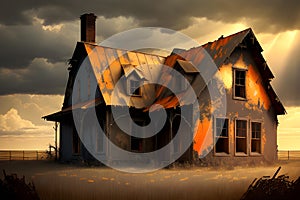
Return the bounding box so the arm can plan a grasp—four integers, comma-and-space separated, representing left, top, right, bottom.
72, 130, 80, 154
235, 119, 247, 154
234, 69, 246, 99
215, 118, 229, 154
251, 122, 261, 153
129, 80, 142, 96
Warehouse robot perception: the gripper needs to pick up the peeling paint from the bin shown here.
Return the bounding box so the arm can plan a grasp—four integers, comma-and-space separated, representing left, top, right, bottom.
218, 63, 233, 90
193, 117, 212, 154
246, 65, 271, 111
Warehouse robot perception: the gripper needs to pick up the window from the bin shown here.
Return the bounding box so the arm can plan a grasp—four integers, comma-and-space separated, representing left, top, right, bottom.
129, 80, 141, 96
251, 122, 261, 153
72, 130, 80, 154
96, 132, 104, 153
235, 120, 247, 154
131, 137, 143, 152
96, 119, 105, 153
215, 118, 229, 154
130, 120, 143, 152
234, 70, 246, 99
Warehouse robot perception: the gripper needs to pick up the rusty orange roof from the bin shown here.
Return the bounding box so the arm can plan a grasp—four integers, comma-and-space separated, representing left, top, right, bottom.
43, 28, 286, 121
83, 43, 166, 108
153, 28, 284, 114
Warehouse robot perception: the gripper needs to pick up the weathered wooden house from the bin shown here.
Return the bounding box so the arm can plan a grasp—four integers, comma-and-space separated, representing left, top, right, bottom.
43, 14, 285, 166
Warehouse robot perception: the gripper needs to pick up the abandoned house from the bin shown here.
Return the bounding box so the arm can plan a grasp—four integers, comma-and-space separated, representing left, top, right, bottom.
43, 13, 286, 166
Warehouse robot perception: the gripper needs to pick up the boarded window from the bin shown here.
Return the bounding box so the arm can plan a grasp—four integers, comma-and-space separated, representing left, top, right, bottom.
129, 80, 141, 96
215, 118, 229, 154
72, 130, 80, 154
234, 70, 246, 99
235, 120, 247, 154
251, 122, 261, 153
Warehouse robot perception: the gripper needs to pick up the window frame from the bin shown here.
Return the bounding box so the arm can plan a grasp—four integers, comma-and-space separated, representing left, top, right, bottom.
234, 118, 249, 156
72, 129, 81, 155
233, 68, 247, 100
250, 121, 263, 156
130, 119, 145, 152
214, 117, 230, 156
96, 133, 105, 154
127, 79, 142, 97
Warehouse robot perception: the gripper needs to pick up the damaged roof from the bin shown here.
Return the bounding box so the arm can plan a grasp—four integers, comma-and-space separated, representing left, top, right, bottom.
154, 28, 285, 115
43, 28, 286, 121
78, 42, 165, 108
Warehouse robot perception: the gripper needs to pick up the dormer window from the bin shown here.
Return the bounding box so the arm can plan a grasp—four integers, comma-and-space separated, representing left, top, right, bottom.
234, 69, 246, 99
173, 59, 198, 93
121, 64, 145, 97
129, 80, 142, 96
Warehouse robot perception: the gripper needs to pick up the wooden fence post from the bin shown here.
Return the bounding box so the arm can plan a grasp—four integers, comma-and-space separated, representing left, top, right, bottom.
9, 151, 11, 160
36, 151, 38, 160
288, 150, 290, 160
23, 151, 25, 160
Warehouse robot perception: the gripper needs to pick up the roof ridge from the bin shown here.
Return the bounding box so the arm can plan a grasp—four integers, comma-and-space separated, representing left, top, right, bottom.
201, 27, 252, 47
80, 41, 167, 58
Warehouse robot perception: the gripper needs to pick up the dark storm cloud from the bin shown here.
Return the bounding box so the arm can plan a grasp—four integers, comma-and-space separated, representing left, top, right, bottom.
276, 34, 300, 107
0, 0, 299, 96
0, 58, 68, 95
1, 0, 300, 33
0, 22, 77, 69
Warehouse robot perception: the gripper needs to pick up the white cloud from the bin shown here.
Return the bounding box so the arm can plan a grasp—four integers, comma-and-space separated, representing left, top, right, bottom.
0, 99, 61, 150
0, 108, 34, 131
0, 94, 63, 125
0, 108, 53, 137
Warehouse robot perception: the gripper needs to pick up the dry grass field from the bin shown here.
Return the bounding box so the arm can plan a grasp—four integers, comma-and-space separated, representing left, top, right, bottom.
1, 160, 300, 200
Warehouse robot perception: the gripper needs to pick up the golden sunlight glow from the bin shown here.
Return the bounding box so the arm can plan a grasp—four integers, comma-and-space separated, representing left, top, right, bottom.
33, 16, 63, 32
261, 30, 298, 76
218, 63, 232, 90
42, 24, 63, 32
278, 107, 300, 150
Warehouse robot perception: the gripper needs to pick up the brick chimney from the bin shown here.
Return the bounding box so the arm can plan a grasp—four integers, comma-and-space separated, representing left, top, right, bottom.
80, 13, 97, 43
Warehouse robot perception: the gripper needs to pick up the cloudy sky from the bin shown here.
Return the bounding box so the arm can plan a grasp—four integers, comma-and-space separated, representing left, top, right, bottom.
0, 0, 299, 150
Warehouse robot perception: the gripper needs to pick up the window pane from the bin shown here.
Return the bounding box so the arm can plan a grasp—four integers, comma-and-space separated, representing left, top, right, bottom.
251, 122, 261, 139
216, 118, 228, 137
251, 122, 261, 153
215, 118, 229, 154
236, 120, 247, 137
97, 132, 104, 153
234, 70, 246, 98
236, 120, 247, 153
130, 80, 141, 96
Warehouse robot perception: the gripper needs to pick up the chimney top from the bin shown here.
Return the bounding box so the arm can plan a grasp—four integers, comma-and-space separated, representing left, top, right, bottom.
80, 13, 97, 43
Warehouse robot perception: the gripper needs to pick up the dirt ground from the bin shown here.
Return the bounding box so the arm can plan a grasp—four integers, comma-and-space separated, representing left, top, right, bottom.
1, 160, 300, 200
